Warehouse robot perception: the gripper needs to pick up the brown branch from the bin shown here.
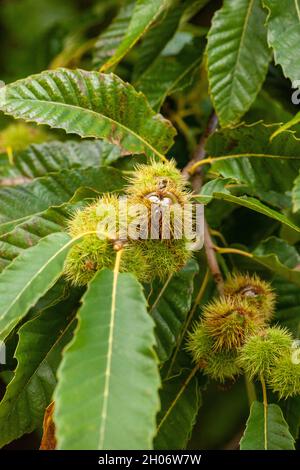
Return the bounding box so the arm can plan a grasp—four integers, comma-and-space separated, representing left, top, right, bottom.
182, 111, 218, 193
204, 220, 224, 295
182, 111, 224, 294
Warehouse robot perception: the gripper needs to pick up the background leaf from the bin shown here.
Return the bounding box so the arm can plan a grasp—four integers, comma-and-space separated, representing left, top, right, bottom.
93, 2, 135, 69
150, 260, 198, 363
279, 396, 300, 440
273, 278, 300, 337
197, 191, 300, 234
0, 203, 72, 272
292, 171, 300, 213
206, 123, 300, 208
0, 296, 76, 448
136, 36, 205, 110
132, 0, 187, 81
253, 237, 300, 287
263, 0, 300, 83
207, 0, 270, 126
154, 371, 201, 450
100, 0, 169, 71
54, 269, 160, 450
11, 140, 122, 178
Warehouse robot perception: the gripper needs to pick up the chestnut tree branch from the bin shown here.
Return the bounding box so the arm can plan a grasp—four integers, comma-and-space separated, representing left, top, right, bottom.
204, 220, 224, 295
182, 111, 224, 294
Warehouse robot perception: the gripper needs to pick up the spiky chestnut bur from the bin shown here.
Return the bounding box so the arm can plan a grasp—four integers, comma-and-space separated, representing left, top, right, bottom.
67, 194, 129, 239
202, 297, 264, 351
204, 350, 241, 383
139, 238, 192, 281
126, 160, 189, 203
223, 273, 275, 321
238, 327, 293, 380
126, 160, 193, 241
186, 324, 213, 364
186, 324, 241, 382
64, 236, 151, 285
64, 194, 151, 285
0, 122, 48, 153
268, 354, 300, 399
64, 194, 192, 285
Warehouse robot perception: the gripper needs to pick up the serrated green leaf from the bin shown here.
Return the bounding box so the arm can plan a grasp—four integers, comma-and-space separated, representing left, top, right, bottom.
150, 260, 198, 363
206, 123, 300, 207
0, 166, 125, 236
0, 166, 124, 272
0, 204, 72, 272
255, 238, 300, 271
136, 36, 204, 110
245, 90, 293, 125
0, 297, 76, 448
54, 269, 160, 450
154, 371, 201, 450
132, 1, 187, 81
218, 194, 300, 232
0, 69, 176, 159
263, 0, 300, 84
100, 0, 169, 72
240, 401, 295, 450
197, 191, 300, 233
13, 140, 122, 178
93, 2, 135, 69
207, 0, 270, 127
252, 237, 300, 287
200, 177, 233, 198
0, 232, 72, 341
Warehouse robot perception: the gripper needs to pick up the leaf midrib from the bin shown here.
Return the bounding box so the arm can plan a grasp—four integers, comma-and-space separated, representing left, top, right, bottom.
227, 0, 255, 107
98, 269, 119, 449
3, 97, 165, 159
295, 0, 300, 21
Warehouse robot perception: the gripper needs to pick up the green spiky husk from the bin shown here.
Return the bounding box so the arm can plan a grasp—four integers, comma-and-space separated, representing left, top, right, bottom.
238, 326, 293, 380
186, 323, 241, 382
202, 297, 264, 351
64, 193, 192, 285
268, 354, 300, 399
126, 159, 191, 206
64, 236, 151, 286
224, 273, 276, 321
68, 194, 129, 239
64, 194, 151, 285
204, 350, 241, 383
186, 324, 213, 364
139, 238, 192, 281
